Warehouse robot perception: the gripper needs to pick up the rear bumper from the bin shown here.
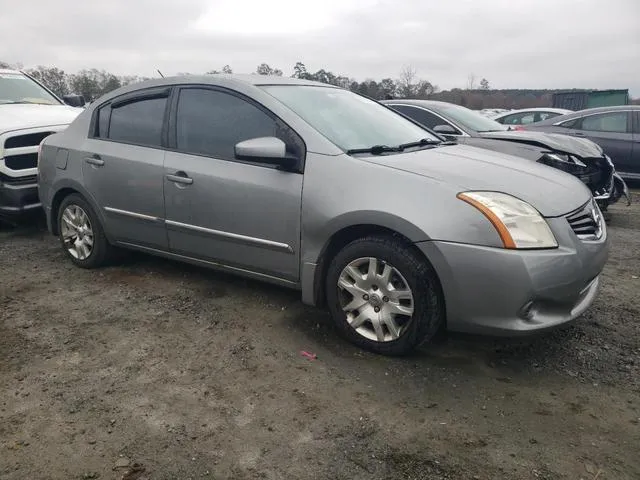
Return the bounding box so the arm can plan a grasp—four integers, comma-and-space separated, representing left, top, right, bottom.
0, 175, 41, 216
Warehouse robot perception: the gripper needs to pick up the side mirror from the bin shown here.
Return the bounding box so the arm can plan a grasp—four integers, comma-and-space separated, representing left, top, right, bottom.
235, 137, 297, 170
62, 94, 85, 107
433, 124, 458, 135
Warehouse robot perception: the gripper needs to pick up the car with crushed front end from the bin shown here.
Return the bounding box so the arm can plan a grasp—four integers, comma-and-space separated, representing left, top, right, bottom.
521, 105, 640, 181
37, 75, 610, 355
383, 99, 630, 211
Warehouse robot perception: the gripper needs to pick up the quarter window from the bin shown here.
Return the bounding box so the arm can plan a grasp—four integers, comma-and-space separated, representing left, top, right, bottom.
392, 105, 458, 133
175, 88, 301, 160
579, 112, 628, 133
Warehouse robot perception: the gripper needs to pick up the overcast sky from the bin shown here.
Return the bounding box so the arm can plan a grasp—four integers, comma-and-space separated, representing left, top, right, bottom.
1, 0, 639, 94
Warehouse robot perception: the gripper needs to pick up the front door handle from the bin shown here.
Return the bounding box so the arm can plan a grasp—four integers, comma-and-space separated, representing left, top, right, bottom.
85, 154, 104, 166
166, 172, 193, 185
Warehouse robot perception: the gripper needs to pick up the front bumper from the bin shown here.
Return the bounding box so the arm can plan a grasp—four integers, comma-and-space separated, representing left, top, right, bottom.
417, 213, 610, 336
0, 175, 41, 216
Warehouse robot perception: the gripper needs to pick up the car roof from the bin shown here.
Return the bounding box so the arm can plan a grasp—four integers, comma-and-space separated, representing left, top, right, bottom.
531, 104, 640, 125
87, 73, 338, 105
124, 74, 330, 91
381, 99, 457, 109
492, 107, 573, 119
497, 107, 573, 114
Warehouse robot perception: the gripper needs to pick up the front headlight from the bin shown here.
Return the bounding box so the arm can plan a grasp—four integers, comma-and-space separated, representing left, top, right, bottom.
457, 191, 558, 249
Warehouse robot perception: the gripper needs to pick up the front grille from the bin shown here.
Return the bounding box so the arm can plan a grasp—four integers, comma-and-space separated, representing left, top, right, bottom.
4, 131, 54, 149
5, 153, 38, 170
566, 199, 604, 241
1, 127, 64, 177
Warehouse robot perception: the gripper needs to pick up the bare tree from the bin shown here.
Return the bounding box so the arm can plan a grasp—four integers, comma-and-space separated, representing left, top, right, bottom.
397, 65, 417, 98
467, 73, 477, 90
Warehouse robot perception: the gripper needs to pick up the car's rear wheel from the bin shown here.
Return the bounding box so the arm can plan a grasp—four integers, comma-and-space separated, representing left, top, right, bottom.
57, 194, 112, 269
326, 235, 444, 355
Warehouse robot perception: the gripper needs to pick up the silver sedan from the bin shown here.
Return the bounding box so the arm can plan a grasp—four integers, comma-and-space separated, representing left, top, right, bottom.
36, 75, 609, 355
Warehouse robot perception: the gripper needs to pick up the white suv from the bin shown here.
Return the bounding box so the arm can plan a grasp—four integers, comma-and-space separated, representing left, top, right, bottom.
0, 69, 83, 219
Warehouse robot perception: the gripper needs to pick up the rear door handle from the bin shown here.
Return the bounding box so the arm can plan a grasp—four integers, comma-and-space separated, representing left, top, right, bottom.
166, 172, 193, 185
85, 154, 104, 166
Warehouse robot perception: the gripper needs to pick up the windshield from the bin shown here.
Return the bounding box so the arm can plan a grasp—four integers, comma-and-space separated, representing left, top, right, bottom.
261, 85, 439, 152
0, 71, 61, 105
435, 103, 508, 133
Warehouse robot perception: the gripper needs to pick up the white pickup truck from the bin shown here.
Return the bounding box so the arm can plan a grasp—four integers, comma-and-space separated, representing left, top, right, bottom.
0, 69, 83, 219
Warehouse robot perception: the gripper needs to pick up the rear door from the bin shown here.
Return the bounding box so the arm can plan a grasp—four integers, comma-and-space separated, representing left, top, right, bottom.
572, 111, 633, 172
81, 87, 170, 248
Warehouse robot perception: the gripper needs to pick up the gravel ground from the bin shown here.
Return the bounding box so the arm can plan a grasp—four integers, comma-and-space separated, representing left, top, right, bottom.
1, 192, 639, 480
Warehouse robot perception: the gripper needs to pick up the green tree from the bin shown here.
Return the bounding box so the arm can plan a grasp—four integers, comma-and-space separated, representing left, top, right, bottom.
207, 65, 233, 74
256, 63, 283, 76
480, 78, 490, 90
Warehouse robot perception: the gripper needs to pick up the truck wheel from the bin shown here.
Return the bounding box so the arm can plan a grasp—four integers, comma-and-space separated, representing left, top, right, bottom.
57, 194, 113, 269
326, 235, 444, 356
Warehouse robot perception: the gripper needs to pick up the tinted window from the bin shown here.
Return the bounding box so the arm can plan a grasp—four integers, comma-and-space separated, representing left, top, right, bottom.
108, 97, 166, 147
176, 88, 283, 160
392, 105, 445, 130
580, 112, 628, 133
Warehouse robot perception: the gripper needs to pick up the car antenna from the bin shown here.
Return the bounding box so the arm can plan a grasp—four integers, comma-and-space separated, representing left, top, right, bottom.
157, 69, 165, 78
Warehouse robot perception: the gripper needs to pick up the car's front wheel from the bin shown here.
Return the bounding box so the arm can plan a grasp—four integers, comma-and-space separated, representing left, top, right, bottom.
326, 235, 444, 356
57, 194, 112, 269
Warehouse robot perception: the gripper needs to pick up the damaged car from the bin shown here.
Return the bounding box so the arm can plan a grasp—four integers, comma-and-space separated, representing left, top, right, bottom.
382, 99, 630, 210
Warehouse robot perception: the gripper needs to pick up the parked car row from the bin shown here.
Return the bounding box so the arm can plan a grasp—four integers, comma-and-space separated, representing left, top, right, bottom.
35, 75, 611, 356
382, 100, 630, 209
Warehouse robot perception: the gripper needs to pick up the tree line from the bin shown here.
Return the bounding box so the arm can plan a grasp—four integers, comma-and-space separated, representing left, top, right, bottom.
2, 60, 637, 108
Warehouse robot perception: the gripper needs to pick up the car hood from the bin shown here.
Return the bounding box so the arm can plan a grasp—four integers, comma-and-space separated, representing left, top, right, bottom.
365, 144, 592, 217
478, 130, 603, 158
0, 103, 82, 133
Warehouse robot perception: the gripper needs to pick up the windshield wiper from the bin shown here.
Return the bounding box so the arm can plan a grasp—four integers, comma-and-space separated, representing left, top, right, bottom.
346, 145, 402, 155
397, 138, 441, 150
347, 138, 443, 155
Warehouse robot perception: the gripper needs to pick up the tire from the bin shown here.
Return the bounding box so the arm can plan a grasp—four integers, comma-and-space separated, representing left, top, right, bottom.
57, 193, 113, 269
325, 235, 444, 356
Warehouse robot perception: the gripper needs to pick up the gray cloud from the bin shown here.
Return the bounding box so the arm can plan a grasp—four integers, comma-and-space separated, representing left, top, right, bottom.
1, 0, 639, 94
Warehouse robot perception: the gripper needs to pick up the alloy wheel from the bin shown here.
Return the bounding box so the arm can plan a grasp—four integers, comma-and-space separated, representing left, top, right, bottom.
337, 257, 414, 342
60, 205, 94, 260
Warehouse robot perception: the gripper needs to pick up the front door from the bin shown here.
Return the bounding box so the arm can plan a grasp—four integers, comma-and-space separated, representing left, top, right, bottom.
82, 88, 170, 249
163, 87, 304, 282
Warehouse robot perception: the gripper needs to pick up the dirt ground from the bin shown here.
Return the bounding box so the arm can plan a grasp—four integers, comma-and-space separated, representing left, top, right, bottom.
1, 192, 639, 480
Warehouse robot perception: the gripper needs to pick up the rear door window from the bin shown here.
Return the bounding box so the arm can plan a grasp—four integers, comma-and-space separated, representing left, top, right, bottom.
108, 97, 167, 147
579, 112, 629, 133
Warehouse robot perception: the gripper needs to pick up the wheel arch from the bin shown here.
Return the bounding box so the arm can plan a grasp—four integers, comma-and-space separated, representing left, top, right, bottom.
309, 221, 441, 309
49, 180, 106, 237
